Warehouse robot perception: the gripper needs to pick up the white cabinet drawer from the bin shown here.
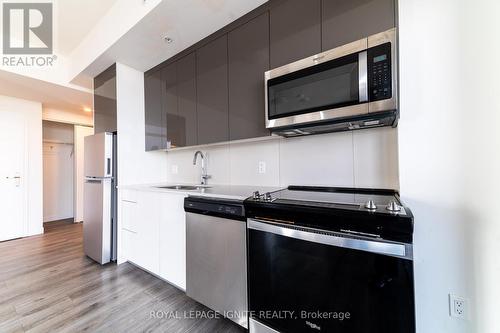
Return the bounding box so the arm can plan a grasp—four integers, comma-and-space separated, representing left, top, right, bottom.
133, 191, 160, 275
121, 229, 138, 263
121, 199, 138, 233
120, 189, 137, 203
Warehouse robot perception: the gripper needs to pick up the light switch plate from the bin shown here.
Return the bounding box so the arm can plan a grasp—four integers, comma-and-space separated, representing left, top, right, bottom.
171, 165, 178, 174
258, 161, 266, 174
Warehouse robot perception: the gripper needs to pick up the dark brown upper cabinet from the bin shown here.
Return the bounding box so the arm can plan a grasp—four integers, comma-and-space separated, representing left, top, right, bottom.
144, 0, 397, 151
321, 0, 396, 51
196, 35, 229, 145
94, 64, 117, 134
228, 12, 270, 141
269, 0, 321, 69
144, 70, 166, 151
161, 62, 184, 148
176, 53, 198, 147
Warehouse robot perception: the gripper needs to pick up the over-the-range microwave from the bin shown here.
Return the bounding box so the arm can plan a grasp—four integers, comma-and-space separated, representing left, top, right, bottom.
265, 28, 398, 137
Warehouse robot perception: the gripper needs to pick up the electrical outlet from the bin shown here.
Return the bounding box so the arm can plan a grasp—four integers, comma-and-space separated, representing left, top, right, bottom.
449, 294, 468, 319
258, 161, 266, 174
171, 165, 178, 174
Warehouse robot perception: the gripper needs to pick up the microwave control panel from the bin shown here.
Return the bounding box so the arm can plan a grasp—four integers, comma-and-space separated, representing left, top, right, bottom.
368, 43, 392, 101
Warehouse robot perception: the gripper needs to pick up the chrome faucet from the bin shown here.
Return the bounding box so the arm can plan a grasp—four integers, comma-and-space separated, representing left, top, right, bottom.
193, 151, 210, 185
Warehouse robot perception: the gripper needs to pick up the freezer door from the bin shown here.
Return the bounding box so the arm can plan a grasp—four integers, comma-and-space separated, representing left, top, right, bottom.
84, 132, 113, 178
83, 178, 112, 264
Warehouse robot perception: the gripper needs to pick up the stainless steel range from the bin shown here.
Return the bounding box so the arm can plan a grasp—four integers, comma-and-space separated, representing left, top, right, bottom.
244, 186, 415, 333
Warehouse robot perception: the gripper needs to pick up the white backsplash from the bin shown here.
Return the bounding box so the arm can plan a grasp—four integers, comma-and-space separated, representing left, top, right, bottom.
166, 127, 400, 190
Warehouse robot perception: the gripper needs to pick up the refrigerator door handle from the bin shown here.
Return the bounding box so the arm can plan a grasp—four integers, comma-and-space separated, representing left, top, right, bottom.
106, 158, 111, 176
85, 177, 112, 182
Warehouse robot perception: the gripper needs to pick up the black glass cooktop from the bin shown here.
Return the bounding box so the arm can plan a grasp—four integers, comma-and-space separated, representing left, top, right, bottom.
251, 186, 407, 215
244, 186, 414, 243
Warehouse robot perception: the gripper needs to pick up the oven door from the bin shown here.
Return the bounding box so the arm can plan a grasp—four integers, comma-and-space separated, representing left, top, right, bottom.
247, 219, 415, 333
265, 39, 369, 129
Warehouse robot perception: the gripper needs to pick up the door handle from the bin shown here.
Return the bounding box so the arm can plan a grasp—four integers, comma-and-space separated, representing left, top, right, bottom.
6, 176, 21, 187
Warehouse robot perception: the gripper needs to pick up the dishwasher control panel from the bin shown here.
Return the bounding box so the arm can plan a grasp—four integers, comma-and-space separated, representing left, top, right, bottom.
184, 197, 245, 221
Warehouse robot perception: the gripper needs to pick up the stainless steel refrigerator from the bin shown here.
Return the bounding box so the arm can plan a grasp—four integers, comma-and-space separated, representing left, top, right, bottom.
83, 132, 117, 264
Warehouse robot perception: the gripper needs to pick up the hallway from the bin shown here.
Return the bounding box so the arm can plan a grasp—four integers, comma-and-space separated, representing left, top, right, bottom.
0, 221, 243, 333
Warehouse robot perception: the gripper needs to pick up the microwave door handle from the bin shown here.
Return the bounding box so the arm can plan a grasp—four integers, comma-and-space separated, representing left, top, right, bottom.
358, 51, 368, 103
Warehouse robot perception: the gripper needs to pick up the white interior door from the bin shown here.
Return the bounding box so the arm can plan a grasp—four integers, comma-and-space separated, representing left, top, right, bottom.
0, 111, 26, 241
43, 143, 74, 222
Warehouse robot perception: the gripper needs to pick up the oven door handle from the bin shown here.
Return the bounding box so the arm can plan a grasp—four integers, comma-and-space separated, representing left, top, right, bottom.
247, 219, 412, 260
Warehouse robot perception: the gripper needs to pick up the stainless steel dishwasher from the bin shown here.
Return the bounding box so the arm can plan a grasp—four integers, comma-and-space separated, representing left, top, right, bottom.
184, 196, 248, 329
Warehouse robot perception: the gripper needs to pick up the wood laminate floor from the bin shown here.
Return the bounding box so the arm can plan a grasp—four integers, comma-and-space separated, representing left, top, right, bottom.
0, 220, 245, 333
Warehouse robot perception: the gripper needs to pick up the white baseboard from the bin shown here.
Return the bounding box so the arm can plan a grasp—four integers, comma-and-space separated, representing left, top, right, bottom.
43, 214, 74, 223
25, 228, 44, 237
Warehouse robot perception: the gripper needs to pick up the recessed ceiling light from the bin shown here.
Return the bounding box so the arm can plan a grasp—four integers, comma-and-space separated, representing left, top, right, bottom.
83, 107, 92, 113
164, 36, 173, 44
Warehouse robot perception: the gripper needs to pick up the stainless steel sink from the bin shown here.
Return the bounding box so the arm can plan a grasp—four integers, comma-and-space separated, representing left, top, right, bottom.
156, 185, 211, 191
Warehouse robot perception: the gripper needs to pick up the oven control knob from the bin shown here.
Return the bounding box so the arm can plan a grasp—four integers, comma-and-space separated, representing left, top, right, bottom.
386, 200, 402, 212
365, 200, 377, 210
252, 191, 261, 200
264, 192, 273, 202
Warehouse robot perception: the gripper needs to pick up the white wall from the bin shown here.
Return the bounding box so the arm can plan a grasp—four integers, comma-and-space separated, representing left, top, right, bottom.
0, 95, 43, 236
43, 121, 75, 143
398, 0, 500, 332
43, 107, 93, 126
115, 63, 168, 186
74, 125, 94, 222
165, 127, 399, 189
42, 121, 74, 222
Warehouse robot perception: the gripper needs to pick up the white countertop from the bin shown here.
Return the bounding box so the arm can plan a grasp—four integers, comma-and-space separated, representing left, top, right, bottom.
119, 183, 283, 201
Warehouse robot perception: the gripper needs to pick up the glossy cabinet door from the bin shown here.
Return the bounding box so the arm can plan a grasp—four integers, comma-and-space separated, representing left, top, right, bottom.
269, 0, 321, 69
228, 12, 270, 141
94, 64, 117, 133
144, 70, 166, 151
176, 53, 198, 147
321, 0, 395, 50
161, 63, 183, 148
196, 35, 229, 145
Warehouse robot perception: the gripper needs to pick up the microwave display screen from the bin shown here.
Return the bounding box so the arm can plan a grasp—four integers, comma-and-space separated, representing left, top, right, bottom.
267, 53, 360, 120
373, 54, 387, 63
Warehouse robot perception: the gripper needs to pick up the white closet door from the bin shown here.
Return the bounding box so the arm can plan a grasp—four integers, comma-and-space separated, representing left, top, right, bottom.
0, 111, 26, 241
43, 143, 74, 222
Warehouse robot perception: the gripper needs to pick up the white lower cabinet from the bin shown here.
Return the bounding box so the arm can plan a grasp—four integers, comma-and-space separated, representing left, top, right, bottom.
133, 191, 160, 275
159, 193, 187, 290
120, 189, 187, 290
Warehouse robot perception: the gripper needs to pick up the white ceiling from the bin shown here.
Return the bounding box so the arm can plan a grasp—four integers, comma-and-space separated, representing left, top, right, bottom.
56, 0, 118, 56
78, 0, 267, 79
0, 0, 267, 114
0, 69, 92, 113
